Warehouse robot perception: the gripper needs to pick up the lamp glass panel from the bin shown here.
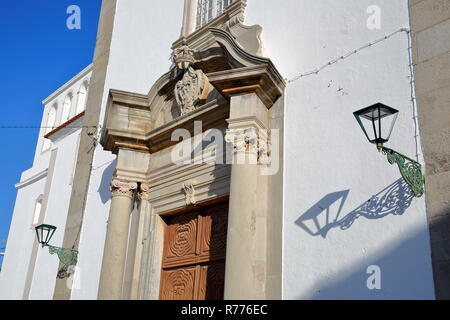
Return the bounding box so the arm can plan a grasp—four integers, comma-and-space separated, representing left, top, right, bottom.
39, 226, 44, 244
354, 103, 399, 144
380, 112, 398, 142
357, 116, 377, 142
35, 224, 56, 246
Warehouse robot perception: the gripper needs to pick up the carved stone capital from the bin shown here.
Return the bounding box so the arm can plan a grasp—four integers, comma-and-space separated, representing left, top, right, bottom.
225, 128, 258, 153
225, 128, 271, 164
137, 182, 150, 201
110, 179, 138, 199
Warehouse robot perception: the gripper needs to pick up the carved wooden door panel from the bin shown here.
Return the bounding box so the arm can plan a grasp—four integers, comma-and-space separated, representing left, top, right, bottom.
160, 202, 228, 300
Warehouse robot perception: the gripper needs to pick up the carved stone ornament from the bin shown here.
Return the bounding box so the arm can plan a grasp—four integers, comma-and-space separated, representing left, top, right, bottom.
110, 179, 138, 198
172, 43, 195, 70
182, 182, 197, 205
137, 182, 150, 201
225, 128, 258, 153
225, 128, 271, 164
258, 134, 271, 165
175, 67, 208, 116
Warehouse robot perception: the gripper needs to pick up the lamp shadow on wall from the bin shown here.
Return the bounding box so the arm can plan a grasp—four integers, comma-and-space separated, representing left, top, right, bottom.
295, 178, 414, 238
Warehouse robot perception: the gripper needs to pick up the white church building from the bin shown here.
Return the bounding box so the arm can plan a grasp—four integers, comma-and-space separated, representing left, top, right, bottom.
1, 0, 449, 300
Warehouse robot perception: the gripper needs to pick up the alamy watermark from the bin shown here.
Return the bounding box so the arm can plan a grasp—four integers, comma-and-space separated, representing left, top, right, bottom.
170, 121, 280, 176
67, 5, 81, 30
367, 5, 381, 30
366, 265, 382, 290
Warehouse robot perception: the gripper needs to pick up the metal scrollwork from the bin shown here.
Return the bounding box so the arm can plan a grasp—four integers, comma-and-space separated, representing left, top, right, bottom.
381, 147, 425, 197
48, 245, 78, 278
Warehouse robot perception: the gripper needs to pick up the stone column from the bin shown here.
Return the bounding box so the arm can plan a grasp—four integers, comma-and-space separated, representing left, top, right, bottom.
224, 93, 269, 300
98, 179, 137, 300
128, 183, 150, 300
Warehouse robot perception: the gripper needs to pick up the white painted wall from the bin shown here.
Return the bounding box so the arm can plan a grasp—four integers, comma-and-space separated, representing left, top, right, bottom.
0, 175, 46, 299
33, 65, 92, 171
28, 129, 82, 300
71, 0, 183, 299
2, 0, 436, 300
0, 67, 91, 299
245, 0, 434, 299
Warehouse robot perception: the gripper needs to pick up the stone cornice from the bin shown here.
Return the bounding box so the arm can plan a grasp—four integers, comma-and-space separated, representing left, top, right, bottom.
208, 65, 285, 109
109, 89, 149, 108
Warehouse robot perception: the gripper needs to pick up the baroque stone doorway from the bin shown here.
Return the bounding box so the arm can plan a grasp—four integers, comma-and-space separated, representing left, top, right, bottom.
159, 201, 228, 300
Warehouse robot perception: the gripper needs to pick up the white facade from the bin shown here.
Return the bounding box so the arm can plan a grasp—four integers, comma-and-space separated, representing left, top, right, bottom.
0, 65, 92, 299
244, 0, 435, 299
0, 0, 435, 300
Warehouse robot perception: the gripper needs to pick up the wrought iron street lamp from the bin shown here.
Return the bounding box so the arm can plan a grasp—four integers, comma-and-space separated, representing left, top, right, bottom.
35, 224, 78, 277
353, 103, 425, 197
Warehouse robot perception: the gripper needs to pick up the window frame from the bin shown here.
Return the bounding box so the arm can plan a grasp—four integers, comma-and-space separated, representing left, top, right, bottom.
195, 0, 234, 30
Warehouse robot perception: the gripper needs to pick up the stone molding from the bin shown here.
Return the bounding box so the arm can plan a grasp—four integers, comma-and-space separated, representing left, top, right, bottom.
110, 179, 138, 199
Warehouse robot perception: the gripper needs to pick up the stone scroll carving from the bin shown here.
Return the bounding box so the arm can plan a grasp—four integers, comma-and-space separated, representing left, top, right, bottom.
225, 128, 271, 164
225, 128, 258, 153
137, 182, 150, 201
174, 67, 209, 116
110, 179, 138, 199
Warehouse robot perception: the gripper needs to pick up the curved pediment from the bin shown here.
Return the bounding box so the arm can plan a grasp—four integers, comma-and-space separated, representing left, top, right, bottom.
102, 26, 284, 154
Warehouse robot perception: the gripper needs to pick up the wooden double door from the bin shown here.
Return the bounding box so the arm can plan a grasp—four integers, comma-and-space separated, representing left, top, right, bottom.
159, 201, 228, 300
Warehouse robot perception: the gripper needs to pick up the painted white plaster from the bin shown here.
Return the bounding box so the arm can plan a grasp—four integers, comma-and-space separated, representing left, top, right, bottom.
245, 0, 434, 299
0, 66, 91, 300
0, 176, 46, 299
1, 0, 436, 300
71, 0, 183, 299
28, 129, 82, 300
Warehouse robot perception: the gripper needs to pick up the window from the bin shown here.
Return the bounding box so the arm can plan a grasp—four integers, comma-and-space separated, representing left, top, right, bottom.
196, 0, 234, 30
61, 94, 73, 123
32, 196, 43, 226
42, 104, 57, 151
75, 81, 88, 115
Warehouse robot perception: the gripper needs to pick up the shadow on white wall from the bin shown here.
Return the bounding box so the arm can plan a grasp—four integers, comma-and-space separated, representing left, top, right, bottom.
295, 178, 415, 238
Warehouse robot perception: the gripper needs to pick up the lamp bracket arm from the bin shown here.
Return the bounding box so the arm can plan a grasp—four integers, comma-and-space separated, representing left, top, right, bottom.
380, 147, 425, 197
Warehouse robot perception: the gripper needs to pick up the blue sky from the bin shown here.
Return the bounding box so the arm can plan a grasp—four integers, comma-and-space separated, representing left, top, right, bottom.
0, 0, 101, 268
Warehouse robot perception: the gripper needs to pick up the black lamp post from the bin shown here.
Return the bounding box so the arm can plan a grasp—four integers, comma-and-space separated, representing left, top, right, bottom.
353, 103, 425, 197
34, 224, 78, 278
